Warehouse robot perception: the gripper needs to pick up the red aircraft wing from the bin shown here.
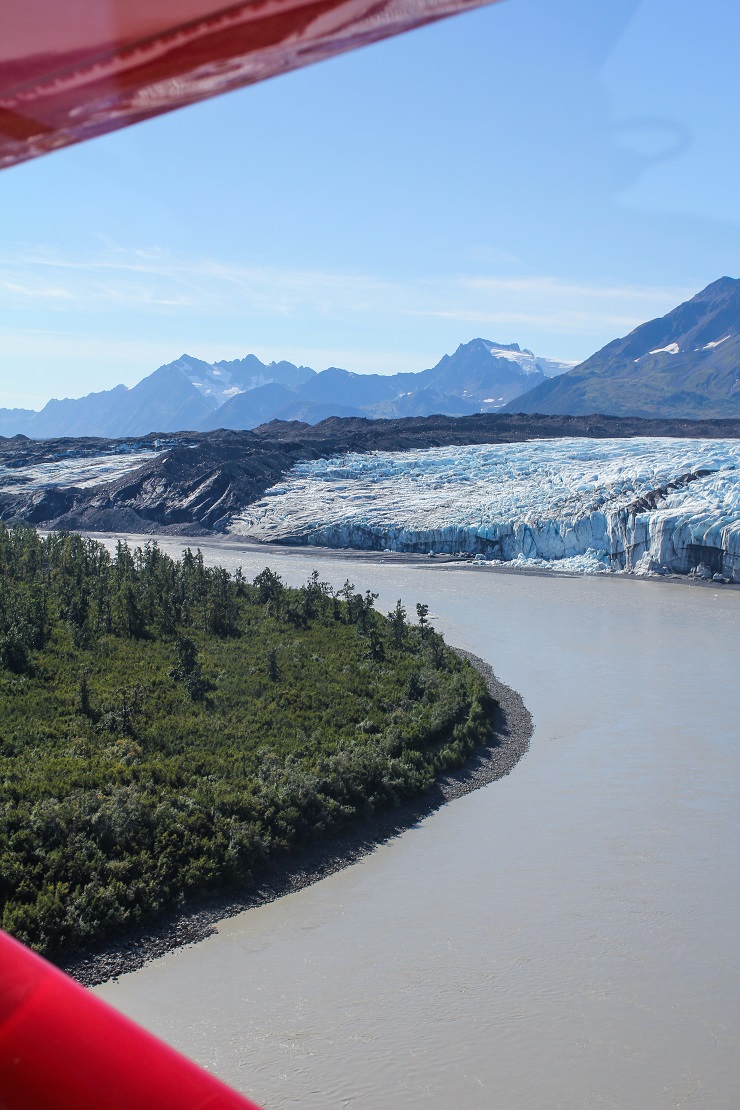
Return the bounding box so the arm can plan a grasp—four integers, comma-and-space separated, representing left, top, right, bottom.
0, 0, 500, 169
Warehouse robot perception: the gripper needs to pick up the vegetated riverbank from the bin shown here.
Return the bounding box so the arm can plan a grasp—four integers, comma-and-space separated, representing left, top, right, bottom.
62, 651, 531, 987
0, 524, 529, 984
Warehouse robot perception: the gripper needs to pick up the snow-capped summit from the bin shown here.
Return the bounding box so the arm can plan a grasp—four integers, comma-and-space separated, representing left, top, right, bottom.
414, 338, 574, 410
474, 339, 575, 378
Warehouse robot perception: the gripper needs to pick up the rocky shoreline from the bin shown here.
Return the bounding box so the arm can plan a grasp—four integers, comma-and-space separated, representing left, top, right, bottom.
59, 650, 532, 988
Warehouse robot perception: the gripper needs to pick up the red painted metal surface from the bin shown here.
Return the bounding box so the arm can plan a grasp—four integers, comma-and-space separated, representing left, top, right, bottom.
0, 0, 499, 169
0, 929, 262, 1110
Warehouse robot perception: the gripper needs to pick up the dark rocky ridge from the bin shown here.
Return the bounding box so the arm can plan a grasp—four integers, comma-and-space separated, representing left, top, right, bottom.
2, 412, 740, 535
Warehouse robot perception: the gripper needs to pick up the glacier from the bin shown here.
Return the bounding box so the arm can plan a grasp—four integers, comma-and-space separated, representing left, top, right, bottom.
230, 437, 740, 581
0, 449, 163, 495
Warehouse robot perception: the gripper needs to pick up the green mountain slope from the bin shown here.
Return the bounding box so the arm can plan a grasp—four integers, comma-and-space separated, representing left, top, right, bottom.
508, 277, 740, 418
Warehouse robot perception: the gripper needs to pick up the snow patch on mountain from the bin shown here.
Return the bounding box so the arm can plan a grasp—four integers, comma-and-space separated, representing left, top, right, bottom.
649, 343, 680, 355
230, 437, 740, 580
480, 341, 574, 377
172, 357, 242, 408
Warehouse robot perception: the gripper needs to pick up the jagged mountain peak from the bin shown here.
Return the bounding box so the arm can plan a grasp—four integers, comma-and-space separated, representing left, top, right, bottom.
423, 339, 573, 405
170, 353, 211, 368
215, 355, 315, 391
473, 338, 525, 354
0, 338, 574, 438
214, 353, 266, 373
161, 352, 317, 409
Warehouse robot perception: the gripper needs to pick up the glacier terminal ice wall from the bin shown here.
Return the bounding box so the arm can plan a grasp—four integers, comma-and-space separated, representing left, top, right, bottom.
229, 438, 740, 580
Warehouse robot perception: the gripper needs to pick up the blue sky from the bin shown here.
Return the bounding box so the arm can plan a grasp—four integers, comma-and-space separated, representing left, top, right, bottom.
1, 0, 738, 409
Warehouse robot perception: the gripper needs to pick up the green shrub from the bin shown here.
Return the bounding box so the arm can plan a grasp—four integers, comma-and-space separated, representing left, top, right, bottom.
0, 525, 493, 956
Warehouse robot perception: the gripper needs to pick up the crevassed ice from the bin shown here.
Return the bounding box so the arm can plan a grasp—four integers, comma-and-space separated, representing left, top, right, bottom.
230, 437, 740, 580
0, 450, 162, 493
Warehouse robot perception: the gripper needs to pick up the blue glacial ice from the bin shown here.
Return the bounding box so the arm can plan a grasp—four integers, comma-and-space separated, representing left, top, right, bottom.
229, 437, 740, 580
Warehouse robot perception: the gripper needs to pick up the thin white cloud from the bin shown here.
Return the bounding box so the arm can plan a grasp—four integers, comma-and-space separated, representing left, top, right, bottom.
462, 275, 692, 303
0, 244, 692, 326
412, 308, 646, 334
0, 329, 426, 377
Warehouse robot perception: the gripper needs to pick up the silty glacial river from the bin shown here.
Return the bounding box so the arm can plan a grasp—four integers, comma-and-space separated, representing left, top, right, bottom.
94, 539, 740, 1110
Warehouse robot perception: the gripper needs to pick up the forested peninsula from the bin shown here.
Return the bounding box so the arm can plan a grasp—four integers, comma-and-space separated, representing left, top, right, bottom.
0, 526, 493, 960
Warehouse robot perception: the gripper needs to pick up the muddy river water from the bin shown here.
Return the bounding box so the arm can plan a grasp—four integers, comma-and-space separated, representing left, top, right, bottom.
95, 540, 740, 1109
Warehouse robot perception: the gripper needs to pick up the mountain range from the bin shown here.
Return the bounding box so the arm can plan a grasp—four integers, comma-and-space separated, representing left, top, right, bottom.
0, 341, 572, 440
2, 277, 737, 438
508, 277, 740, 418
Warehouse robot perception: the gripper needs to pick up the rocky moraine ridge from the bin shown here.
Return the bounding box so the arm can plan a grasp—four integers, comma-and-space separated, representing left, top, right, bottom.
2, 412, 740, 581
